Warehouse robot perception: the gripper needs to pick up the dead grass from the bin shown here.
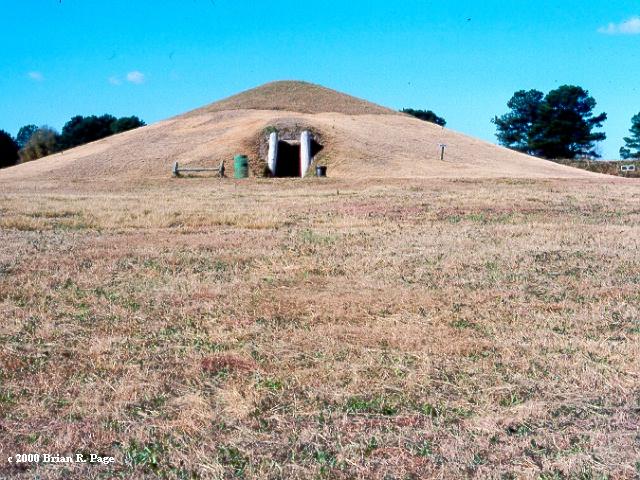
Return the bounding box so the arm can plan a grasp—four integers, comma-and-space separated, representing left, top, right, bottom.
1, 177, 639, 479
187, 80, 398, 116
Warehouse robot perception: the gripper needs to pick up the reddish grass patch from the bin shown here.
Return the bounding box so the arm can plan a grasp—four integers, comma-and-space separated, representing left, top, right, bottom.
201, 354, 257, 375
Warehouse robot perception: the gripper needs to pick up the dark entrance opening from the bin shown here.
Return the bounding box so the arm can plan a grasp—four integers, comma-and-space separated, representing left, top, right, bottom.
275, 141, 301, 177
311, 139, 324, 157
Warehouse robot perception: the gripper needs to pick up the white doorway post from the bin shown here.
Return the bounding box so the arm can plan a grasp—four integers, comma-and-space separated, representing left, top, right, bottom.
267, 131, 278, 176
300, 130, 311, 177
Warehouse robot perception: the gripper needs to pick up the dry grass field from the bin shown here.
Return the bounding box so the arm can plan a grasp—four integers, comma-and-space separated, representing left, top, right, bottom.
1, 175, 639, 479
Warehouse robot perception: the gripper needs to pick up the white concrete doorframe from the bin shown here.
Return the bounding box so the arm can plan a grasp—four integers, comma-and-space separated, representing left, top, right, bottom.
267, 130, 313, 178
267, 131, 278, 175
300, 131, 311, 178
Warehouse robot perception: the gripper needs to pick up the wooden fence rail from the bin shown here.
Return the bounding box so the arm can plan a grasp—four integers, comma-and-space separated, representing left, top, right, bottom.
172, 161, 225, 177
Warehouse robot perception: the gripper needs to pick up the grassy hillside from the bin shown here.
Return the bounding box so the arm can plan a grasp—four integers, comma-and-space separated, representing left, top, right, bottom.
188, 80, 398, 116
0, 82, 604, 185
1, 177, 638, 479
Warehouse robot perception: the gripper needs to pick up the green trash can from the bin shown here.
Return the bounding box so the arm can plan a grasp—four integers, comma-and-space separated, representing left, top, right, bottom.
234, 155, 249, 179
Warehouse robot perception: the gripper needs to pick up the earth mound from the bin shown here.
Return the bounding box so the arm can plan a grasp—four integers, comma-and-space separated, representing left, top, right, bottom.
0, 80, 604, 188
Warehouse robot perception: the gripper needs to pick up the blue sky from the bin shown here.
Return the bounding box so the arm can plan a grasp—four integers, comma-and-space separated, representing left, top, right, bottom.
1, 0, 639, 159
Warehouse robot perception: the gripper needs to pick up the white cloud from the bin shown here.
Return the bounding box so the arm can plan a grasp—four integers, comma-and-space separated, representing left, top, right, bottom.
126, 71, 145, 84
108, 76, 122, 86
598, 16, 640, 35
28, 71, 43, 81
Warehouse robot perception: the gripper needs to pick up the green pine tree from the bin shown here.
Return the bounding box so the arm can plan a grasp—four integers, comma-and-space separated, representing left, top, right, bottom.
620, 113, 640, 159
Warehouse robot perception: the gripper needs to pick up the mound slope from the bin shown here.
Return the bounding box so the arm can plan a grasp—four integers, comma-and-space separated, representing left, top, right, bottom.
188, 80, 397, 116
0, 80, 605, 187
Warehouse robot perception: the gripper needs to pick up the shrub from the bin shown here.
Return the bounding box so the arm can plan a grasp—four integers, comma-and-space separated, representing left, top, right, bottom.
19, 126, 60, 162
0, 130, 19, 168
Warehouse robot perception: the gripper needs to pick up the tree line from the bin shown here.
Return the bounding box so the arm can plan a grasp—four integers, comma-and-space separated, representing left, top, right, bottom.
493, 84, 639, 160
406, 85, 639, 161
401, 108, 447, 127
0, 114, 145, 169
